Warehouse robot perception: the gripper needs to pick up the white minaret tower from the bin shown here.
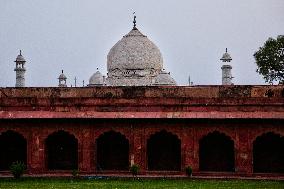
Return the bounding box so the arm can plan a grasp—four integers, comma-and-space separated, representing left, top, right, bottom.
58, 70, 67, 87
220, 48, 233, 85
14, 50, 26, 87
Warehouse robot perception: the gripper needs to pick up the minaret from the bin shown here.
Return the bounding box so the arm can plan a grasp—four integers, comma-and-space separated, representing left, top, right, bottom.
14, 50, 26, 87
58, 70, 67, 87
220, 48, 233, 85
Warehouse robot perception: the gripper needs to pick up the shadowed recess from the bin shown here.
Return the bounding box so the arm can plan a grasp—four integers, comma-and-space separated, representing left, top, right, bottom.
45, 130, 78, 170
147, 130, 181, 171
0, 130, 27, 170
253, 132, 284, 173
96, 131, 129, 170
199, 131, 235, 172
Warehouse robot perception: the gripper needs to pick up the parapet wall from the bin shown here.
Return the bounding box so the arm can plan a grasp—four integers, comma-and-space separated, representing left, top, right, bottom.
0, 85, 284, 98
0, 86, 283, 119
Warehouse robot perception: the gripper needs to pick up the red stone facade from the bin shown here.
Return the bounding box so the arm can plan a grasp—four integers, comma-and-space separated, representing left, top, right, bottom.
0, 86, 283, 176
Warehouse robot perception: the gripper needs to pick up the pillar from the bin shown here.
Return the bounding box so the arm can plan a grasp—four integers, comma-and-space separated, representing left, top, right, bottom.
28, 132, 45, 173
184, 127, 197, 172
79, 128, 94, 173
235, 127, 252, 175
131, 127, 145, 173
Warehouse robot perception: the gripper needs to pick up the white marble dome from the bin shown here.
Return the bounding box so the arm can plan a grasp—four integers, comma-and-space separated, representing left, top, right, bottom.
107, 28, 163, 71
106, 28, 164, 86
58, 72, 67, 80
89, 69, 104, 86
153, 70, 177, 86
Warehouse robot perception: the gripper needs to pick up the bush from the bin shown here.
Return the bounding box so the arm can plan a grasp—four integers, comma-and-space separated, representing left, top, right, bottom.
10, 161, 26, 179
71, 169, 79, 177
185, 166, 192, 177
130, 164, 140, 177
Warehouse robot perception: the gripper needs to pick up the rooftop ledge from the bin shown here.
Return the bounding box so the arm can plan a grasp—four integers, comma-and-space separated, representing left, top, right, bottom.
0, 85, 284, 99
0, 111, 283, 119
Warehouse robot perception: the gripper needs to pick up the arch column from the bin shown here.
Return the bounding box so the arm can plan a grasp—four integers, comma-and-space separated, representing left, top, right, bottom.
235, 128, 252, 175
131, 127, 145, 172
183, 127, 196, 171
29, 132, 45, 173
79, 128, 94, 173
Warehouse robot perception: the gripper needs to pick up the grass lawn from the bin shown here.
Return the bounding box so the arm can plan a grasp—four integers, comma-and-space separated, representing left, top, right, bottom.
0, 178, 283, 189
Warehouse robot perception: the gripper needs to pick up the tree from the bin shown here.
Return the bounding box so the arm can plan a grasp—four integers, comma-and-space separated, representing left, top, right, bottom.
254, 35, 284, 84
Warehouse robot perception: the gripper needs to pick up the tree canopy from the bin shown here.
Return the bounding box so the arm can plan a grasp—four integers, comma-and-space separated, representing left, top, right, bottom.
254, 35, 284, 84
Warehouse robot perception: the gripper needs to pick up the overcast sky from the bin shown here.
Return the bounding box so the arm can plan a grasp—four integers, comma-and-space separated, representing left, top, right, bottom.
0, 0, 283, 87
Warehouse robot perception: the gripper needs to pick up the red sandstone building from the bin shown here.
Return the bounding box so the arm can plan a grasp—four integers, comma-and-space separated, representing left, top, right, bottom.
0, 86, 284, 177
1, 20, 284, 177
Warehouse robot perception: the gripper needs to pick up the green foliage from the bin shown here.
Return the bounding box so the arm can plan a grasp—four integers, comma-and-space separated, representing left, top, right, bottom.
254, 35, 284, 84
185, 166, 193, 177
130, 164, 140, 177
71, 169, 79, 177
10, 161, 26, 179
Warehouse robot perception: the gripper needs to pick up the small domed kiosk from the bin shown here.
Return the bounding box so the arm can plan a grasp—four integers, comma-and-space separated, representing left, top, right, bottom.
88, 68, 105, 86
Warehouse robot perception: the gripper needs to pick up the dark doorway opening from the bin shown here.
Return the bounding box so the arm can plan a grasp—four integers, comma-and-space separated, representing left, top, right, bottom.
0, 130, 27, 170
45, 130, 78, 170
253, 132, 284, 173
199, 131, 235, 172
96, 131, 129, 170
147, 130, 181, 171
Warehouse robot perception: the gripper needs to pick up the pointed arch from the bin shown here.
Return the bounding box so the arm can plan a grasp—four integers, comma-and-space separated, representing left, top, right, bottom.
96, 130, 129, 170
0, 130, 27, 170
253, 132, 284, 173
199, 131, 235, 172
147, 130, 181, 171
45, 130, 78, 170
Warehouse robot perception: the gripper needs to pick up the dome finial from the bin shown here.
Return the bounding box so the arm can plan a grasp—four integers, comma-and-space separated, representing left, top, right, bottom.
220, 48, 232, 62
133, 12, 137, 30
